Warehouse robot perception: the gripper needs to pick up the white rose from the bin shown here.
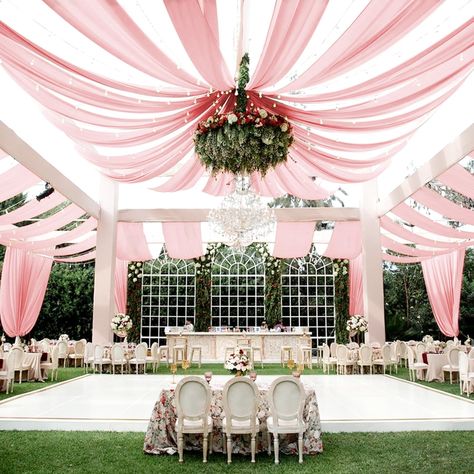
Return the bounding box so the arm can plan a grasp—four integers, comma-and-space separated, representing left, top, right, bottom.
136, 262, 142, 267
227, 113, 238, 124
258, 108, 268, 118
133, 278, 137, 282
130, 265, 135, 270
280, 123, 288, 132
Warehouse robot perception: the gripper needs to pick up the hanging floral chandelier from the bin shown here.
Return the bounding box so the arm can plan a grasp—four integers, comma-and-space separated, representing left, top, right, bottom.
196, 54, 289, 249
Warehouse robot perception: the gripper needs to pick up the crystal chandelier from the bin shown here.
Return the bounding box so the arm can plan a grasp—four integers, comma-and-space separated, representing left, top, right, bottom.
208, 176, 275, 250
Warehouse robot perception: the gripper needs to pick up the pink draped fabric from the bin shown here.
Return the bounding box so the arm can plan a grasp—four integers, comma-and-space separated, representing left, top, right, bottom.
114, 258, 128, 314
413, 188, 474, 225
382, 253, 430, 264
276, 0, 438, 91
381, 235, 452, 257
438, 163, 474, 200
0, 165, 40, 202
272, 222, 315, 258
164, 0, 233, 90
44, 0, 205, 90
0, 247, 53, 337
380, 216, 472, 249
41, 234, 96, 257
55, 250, 96, 263
10, 218, 97, 251
421, 249, 465, 337
116, 223, 152, 261
0, 192, 65, 225
349, 254, 364, 316
162, 222, 203, 259
324, 222, 361, 259
392, 203, 474, 239
0, 204, 85, 242
249, 0, 328, 89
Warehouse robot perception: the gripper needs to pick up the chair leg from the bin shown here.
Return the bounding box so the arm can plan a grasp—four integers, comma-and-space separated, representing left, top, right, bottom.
203, 435, 208, 463
267, 432, 271, 455
178, 434, 184, 463
273, 433, 279, 464
209, 432, 213, 454
251, 434, 256, 463
298, 433, 303, 464
227, 434, 232, 464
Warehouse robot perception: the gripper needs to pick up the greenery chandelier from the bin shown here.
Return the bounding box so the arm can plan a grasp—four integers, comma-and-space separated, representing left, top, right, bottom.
194, 54, 294, 177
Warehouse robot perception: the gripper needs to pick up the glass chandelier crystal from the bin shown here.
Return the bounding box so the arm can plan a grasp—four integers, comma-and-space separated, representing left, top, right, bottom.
208, 176, 275, 250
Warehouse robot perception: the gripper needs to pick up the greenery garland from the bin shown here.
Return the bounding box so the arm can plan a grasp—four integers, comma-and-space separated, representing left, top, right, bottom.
193, 244, 221, 331
333, 258, 350, 344
126, 261, 143, 343
193, 55, 293, 176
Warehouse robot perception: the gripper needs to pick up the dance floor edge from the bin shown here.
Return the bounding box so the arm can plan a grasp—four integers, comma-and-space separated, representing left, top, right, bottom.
0, 374, 472, 432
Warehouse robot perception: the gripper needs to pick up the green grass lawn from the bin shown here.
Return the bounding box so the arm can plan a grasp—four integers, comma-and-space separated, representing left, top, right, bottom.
0, 430, 472, 474
0, 367, 85, 402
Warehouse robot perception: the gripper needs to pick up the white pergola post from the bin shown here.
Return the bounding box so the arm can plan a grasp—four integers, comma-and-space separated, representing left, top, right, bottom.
360, 180, 386, 345
92, 177, 118, 344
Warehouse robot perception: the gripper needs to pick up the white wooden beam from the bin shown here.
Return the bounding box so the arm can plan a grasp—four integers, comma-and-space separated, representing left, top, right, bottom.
378, 124, 474, 217
0, 122, 100, 218
118, 207, 360, 223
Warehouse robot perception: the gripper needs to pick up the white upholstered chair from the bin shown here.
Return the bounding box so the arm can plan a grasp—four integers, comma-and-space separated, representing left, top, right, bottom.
357, 345, 373, 374
442, 346, 461, 384
11, 347, 29, 383
57, 341, 69, 368
93, 345, 111, 373
373, 344, 397, 374
389, 342, 399, 373
40, 345, 59, 381
407, 346, 428, 381
0, 351, 16, 394
222, 377, 260, 464
266, 376, 307, 464
84, 342, 94, 373
459, 351, 474, 397
298, 335, 312, 369
68, 340, 85, 367
398, 341, 409, 367
415, 342, 426, 363
129, 343, 147, 374
158, 344, 170, 367
111, 344, 127, 374
322, 344, 336, 374
175, 376, 213, 463
147, 342, 159, 372
336, 345, 354, 375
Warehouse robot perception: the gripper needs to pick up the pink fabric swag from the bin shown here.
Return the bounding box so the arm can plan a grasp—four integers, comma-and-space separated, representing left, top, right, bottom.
0, 247, 53, 337
349, 254, 364, 316
162, 222, 204, 259
114, 258, 128, 314
272, 222, 315, 258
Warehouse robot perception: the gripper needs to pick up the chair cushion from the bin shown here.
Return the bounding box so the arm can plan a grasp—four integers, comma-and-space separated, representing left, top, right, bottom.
267, 416, 305, 432
175, 416, 212, 431
222, 417, 260, 431
413, 362, 428, 369
442, 364, 458, 371
129, 358, 145, 364
95, 358, 111, 364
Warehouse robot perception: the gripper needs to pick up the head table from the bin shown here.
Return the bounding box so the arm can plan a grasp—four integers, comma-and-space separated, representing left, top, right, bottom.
143, 379, 323, 457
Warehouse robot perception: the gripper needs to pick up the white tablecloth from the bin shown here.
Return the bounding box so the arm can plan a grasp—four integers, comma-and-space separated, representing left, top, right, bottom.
425, 353, 447, 382
0, 352, 44, 391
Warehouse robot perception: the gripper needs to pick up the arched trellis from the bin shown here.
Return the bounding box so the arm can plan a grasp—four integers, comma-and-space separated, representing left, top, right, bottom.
141, 252, 195, 346
211, 246, 265, 330
282, 248, 335, 348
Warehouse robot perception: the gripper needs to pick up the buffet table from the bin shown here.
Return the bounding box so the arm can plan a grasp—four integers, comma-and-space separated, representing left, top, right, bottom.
166, 331, 308, 362
143, 381, 323, 456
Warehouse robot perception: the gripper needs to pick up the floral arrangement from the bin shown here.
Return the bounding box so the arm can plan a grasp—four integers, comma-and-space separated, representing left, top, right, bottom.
128, 262, 143, 283
333, 259, 349, 277
346, 314, 368, 333
111, 313, 133, 336
224, 349, 250, 375
193, 54, 293, 176
59, 334, 69, 342
465, 335, 471, 346
422, 334, 433, 344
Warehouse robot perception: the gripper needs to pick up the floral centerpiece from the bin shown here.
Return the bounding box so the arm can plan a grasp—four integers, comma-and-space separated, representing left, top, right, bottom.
193, 54, 293, 177
465, 335, 471, 346
59, 334, 69, 342
422, 335, 434, 344
224, 349, 250, 376
346, 315, 368, 335
111, 313, 133, 338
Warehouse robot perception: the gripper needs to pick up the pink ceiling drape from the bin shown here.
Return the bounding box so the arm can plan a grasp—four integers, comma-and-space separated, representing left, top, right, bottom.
272, 222, 315, 258
349, 254, 364, 316
116, 223, 152, 261
421, 249, 465, 337
0, 247, 53, 337
438, 163, 474, 200
0, 165, 40, 202
162, 222, 203, 259
114, 258, 128, 314
324, 222, 362, 259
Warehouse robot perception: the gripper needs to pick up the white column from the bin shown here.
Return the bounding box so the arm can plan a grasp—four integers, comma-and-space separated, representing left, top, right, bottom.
360, 180, 386, 345
92, 177, 118, 344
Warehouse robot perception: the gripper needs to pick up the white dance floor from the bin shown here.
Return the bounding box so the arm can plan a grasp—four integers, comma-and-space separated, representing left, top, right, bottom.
0, 374, 472, 432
